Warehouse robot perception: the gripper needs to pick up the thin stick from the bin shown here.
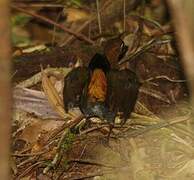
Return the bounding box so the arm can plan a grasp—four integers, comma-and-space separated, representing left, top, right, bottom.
79, 124, 110, 135
118, 38, 171, 65
60, 0, 112, 46
11, 5, 94, 45
96, 0, 102, 34
43, 128, 69, 174
123, 0, 126, 32
12, 149, 49, 157
12, 3, 65, 8
16, 161, 44, 180
68, 159, 120, 169
122, 112, 191, 138
51, 9, 64, 46
63, 172, 107, 180
47, 114, 85, 143
43, 114, 85, 174
145, 75, 186, 83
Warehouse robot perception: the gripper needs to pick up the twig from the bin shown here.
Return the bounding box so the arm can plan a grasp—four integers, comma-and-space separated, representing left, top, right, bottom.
60, 20, 93, 46
16, 161, 44, 180
170, 124, 194, 140
70, 172, 104, 180
121, 112, 191, 138
96, 0, 102, 34
56, 144, 87, 180
10, 157, 17, 175
118, 38, 171, 65
11, 5, 94, 45
123, 0, 126, 32
43, 128, 69, 174
47, 114, 85, 143
70, 144, 87, 170
43, 114, 85, 174
68, 159, 120, 169
17, 156, 37, 168
79, 124, 110, 135
145, 75, 186, 83
52, 8, 64, 45
12, 149, 49, 157
130, 14, 163, 30
134, 101, 159, 119
60, 0, 112, 46
12, 3, 65, 8
63, 171, 112, 180
139, 86, 171, 104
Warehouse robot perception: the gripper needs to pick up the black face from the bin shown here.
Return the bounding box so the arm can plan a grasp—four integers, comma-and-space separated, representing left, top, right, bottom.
88, 53, 110, 73
118, 41, 128, 61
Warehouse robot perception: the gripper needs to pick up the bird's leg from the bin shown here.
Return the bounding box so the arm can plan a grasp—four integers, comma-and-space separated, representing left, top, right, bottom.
106, 123, 114, 143
85, 116, 92, 127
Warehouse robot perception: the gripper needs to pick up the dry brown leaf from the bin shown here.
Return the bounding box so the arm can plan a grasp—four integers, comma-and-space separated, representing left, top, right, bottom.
65, 8, 91, 23
13, 87, 60, 119
41, 67, 73, 119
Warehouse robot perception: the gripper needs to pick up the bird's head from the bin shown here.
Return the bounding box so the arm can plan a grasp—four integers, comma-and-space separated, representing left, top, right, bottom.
104, 37, 128, 68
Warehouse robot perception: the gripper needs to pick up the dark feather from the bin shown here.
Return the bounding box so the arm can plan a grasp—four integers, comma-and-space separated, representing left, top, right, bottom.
106, 69, 140, 124
63, 67, 89, 112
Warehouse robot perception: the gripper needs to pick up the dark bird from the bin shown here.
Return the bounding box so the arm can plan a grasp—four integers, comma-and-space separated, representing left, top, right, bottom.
63, 37, 141, 137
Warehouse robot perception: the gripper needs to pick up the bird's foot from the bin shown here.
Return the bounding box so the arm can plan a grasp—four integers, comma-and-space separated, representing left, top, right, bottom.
100, 123, 114, 148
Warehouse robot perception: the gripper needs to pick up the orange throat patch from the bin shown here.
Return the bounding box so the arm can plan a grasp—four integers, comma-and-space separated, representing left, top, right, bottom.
88, 69, 107, 102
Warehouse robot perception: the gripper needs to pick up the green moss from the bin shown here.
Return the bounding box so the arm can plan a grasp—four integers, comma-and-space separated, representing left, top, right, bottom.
61, 131, 76, 151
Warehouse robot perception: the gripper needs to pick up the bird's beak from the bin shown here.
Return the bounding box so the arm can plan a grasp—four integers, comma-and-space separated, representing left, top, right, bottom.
74, 58, 83, 67
118, 44, 128, 63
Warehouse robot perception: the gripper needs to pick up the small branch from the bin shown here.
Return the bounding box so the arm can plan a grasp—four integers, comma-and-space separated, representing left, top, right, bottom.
11, 5, 94, 45
12, 3, 65, 8
63, 172, 110, 180
17, 156, 37, 168
118, 38, 171, 65
16, 161, 44, 180
139, 86, 171, 104
60, 0, 112, 46
70, 172, 104, 180
43, 128, 69, 174
122, 111, 191, 138
79, 124, 110, 135
12, 149, 49, 157
43, 114, 85, 174
145, 75, 186, 83
68, 159, 120, 169
96, 0, 102, 34
123, 0, 126, 32
47, 114, 85, 143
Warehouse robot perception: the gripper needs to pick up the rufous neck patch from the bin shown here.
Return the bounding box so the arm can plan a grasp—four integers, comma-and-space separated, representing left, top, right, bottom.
88, 69, 107, 102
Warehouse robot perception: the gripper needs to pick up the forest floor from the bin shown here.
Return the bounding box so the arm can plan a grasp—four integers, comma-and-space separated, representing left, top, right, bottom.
11, 0, 194, 179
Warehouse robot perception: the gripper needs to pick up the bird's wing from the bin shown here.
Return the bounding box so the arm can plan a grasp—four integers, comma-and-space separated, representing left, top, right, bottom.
63, 67, 89, 112
106, 69, 140, 124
